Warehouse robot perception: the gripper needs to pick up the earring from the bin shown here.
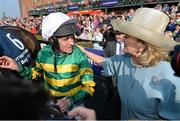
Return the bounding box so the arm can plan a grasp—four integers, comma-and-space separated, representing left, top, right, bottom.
137, 48, 144, 56
137, 52, 141, 56
135, 51, 141, 57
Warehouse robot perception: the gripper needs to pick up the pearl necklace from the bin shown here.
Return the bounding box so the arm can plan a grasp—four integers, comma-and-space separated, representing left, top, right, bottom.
131, 58, 144, 68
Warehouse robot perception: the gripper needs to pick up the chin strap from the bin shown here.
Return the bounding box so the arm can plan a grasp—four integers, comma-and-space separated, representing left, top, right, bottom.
50, 37, 60, 73
51, 37, 60, 53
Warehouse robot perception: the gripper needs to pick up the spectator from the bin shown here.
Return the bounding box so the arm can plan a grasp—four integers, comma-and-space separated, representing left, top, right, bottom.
79, 28, 93, 40
176, 10, 180, 21
91, 15, 99, 29
100, 24, 115, 49
104, 31, 125, 57
96, 17, 104, 30
127, 8, 135, 21
173, 20, 180, 42
30, 25, 38, 34
110, 11, 117, 19
166, 14, 177, 32
92, 27, 103, 50
103, 14, 111, 25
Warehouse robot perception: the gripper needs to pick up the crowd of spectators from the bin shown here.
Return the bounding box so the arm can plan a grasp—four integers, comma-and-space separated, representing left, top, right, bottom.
56, 0, 174, 11
0, 17, 42, 34
0, 3, 179, 48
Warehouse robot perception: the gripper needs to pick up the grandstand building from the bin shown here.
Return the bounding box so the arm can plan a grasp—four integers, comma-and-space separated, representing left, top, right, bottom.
19, 0, 179, 17
19, 0, 62, 17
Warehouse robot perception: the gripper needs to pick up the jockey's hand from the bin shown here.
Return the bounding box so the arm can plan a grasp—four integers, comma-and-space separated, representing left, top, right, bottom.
56, 98, 71, 113
0, 56, 20, 72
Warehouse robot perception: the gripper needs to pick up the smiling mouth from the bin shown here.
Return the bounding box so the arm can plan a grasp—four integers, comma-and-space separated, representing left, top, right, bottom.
68, 47, 73, 51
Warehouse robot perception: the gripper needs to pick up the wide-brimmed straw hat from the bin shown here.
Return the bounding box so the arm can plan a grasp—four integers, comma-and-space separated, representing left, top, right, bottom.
111, 8, 179, 51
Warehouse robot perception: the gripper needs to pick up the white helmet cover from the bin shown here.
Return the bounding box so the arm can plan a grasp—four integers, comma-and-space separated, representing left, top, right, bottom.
42, 12, 76, 41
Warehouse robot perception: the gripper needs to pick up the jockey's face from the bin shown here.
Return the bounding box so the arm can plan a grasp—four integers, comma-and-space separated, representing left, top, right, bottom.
58, 35, 75, 54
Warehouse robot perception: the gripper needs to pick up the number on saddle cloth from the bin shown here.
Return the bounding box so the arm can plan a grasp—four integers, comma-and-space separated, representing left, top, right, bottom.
0, 26, 40, 78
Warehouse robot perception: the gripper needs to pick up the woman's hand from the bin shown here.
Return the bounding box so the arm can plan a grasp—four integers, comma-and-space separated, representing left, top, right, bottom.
76, 44, 86, 53
76, 44, 105, 65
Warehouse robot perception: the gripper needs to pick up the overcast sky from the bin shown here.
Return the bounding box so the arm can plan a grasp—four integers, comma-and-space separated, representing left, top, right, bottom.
0, 0, 20, 18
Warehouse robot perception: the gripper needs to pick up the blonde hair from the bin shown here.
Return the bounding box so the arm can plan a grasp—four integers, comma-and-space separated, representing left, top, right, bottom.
138, 42, 170, 67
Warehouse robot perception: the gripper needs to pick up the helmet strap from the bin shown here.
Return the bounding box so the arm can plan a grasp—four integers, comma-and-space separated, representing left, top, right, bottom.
51, 37, 60, 53
50, 37, 60, 73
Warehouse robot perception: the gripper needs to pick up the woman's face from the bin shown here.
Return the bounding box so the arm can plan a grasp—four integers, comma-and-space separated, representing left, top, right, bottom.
123, 35, 146, 57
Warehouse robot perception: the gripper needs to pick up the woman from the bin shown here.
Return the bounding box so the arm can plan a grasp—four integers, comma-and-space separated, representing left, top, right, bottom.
92, 27, 103, 50
77, 8, 180, 120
